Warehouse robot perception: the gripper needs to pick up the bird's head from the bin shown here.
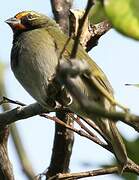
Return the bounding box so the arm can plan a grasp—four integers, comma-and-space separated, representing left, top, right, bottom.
5, 11, 58, 33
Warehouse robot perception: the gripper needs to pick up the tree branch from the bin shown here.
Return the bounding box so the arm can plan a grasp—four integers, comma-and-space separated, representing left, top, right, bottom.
41, 114, 109, 150
69, 10, 111, 51
0, 103, 45, 127
0, 95, 139, 178
47, 1, 74, 178
0, 63, 14, 180
1, 97, 38, 179
70, 0, 94, 58
51, 0, 73, 33
48, 159, 139, 180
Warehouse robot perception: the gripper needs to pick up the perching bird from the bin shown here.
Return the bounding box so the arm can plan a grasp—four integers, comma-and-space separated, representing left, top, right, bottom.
6, 11, 127, 169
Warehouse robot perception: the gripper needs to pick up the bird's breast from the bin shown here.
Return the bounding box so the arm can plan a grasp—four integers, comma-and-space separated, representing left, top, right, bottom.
11, 29, 59, 108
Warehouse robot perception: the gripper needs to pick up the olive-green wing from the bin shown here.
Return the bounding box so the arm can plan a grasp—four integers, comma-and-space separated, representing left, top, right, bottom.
47, 27, 114, 95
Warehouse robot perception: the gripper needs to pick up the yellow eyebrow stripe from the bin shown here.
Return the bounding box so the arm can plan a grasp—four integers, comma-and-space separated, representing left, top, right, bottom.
15, 11, 40, 19
15, 11, 30, 19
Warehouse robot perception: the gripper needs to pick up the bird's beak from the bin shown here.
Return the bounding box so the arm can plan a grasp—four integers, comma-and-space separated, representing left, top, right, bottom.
5, 17, 26, 30
5, 17, 21, 26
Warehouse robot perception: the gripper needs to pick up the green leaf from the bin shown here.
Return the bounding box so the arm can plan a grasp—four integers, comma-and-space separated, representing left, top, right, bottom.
110, 137, 139, 180
122, 137, 139, 180
104, 0, 139, 40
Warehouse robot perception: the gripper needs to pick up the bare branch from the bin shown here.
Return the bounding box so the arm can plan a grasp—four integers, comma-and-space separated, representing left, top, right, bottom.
2, 99, 37, 179
0, 63, 15, 180
86, 20, 112, 51
0, 103, 45, 127
70, 0, 94, 58
0, 97, 139, 178
48, 159, 139, 180
41, 114, 108, 150
51, 0, 73, 33
0, 96, 26, 106
69, 9, 111, 51
48, 1, 74, 177
48, 166, 119, 180
69, 114, 110, 149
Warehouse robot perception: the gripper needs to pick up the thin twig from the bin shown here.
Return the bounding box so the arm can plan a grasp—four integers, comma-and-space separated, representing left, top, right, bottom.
58, 37, 71, 61
0, 96, 26, 106
48, 166, 119, 179
41, 114, 109, 150
69, 114, 108, 147
74, 115, 98, 139
48, 160, 139, 180
80, 117, 112, 146
0, 94, 139, 134
70, 0, 94, 58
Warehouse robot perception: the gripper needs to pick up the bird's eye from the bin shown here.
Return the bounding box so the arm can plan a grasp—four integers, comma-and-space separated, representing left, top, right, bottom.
27, 14, 35, 20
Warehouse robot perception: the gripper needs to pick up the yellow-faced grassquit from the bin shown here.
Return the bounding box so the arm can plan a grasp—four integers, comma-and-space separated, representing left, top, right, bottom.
5, 11, 127, 169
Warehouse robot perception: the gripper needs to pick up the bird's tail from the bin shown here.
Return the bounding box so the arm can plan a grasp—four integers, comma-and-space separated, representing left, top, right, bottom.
109, 120, 127, 172
96, 99, 127, 173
